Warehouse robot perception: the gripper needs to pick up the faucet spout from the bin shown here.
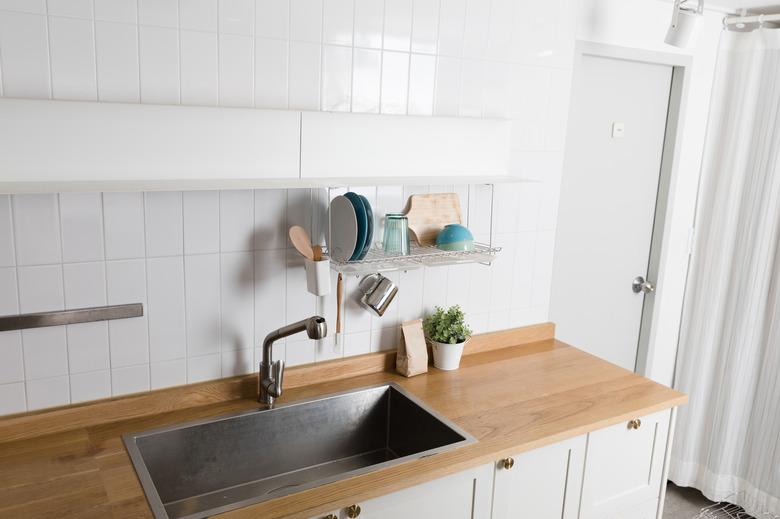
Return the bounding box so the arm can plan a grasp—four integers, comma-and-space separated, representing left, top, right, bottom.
259, 316, 326, 407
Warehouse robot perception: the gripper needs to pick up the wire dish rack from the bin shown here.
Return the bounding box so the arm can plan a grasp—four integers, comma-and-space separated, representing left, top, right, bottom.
693, 494, 778, 519
328, 242, 502, 275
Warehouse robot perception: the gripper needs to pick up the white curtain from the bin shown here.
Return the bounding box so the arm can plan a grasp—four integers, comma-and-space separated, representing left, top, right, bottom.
670, 28, 780, 517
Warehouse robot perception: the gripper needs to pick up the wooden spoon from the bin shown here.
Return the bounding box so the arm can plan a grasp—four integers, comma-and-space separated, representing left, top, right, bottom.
288, 225, 314, 260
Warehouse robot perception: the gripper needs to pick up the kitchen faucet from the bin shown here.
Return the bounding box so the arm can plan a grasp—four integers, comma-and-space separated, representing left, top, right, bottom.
259, 316, 327, 407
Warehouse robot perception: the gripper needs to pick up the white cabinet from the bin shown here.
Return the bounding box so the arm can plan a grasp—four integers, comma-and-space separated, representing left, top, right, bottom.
492, 435, 586, 519
320, 463, 494, 519
579, 409, 672, 519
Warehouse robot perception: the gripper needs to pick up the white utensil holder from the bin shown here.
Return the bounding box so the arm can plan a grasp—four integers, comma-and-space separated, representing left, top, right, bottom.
305, 259, 331, 296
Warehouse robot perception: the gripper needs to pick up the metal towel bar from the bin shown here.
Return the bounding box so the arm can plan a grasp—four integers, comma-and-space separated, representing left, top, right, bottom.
0, 304, 143, 332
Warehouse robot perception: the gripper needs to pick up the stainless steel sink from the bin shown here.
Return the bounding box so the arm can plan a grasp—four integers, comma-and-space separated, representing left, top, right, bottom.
123, 383, 475, 519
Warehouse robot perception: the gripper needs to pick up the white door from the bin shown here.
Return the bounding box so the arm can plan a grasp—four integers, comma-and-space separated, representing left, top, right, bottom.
492, 435, 586, 519
550, 53, 673, 371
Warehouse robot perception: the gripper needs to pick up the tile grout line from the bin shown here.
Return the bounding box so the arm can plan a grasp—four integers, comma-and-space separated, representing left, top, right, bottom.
90, 0, 99, 101
56, 194, 73, 407
43, 0, 54, 98
8, 196, 28, 412
100, 193, 114, 397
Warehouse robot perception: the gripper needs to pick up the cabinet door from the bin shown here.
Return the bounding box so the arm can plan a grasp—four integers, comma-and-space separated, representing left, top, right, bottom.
580, 409, 672, 519
491, 435, 586, 519
340, 463, 494, 519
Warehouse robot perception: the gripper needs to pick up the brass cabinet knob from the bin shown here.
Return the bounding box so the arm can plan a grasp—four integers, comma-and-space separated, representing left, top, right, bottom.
346, 504, 362, 518
501, 457, 515, 470
628, 418, 642, 430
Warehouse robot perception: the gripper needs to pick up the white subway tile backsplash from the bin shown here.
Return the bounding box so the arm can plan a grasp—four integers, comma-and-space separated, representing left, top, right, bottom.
255, 0, 289, 40
408, 53, 435, 116
486, 0, 513, 61
422, 265, 448, 315
104, 192, 145, 260
0, 0, 45, 14
370, 326, 397, 353
398, 268, 423, 323
18, 265, 64, 313
221, 252, 254, 351
288, 41, 320, 110
285, 249, 315, 323
47, 0, 93, 19
219, 0, 254, 35
12, 194, 61, 266
95, 21, 140, 103
461, 0, 489, 59
94, 0, 138, 24
0, 196, 14, 267
433, 56, 460, 117
254, 249, 286, 341
411, 0, 439, 54
187, 353, 222, 382
59, 193, 104, 263
183, 191, 220, 254
0, 382, 26, 414
353, 0, 383, 49
285, 336, 315, 366
380, 51, 409, 115
138, 0, 178, 28
323, 0, 353, 46
220, 190, 255, 252
106, 259, 149, 367
111, 364, 149, 396
351, 48, 381, 114
151, 358, 186, 389
252, 189, 286, 250
437, 0, 466, 57
0, 11, 50, 98
383, 0, 412, 52
254, 37, 288, 108
184, 254, 221, 356
0, 332, 24, 384
63, 262, 106, 308
23, 326, 68, 379
180, 0, 217, 31
458, 59, 484, 117
147, 256, 186, 362
49, 16, 97, 101
144, 192, 183, 257
26, 375, 70, 410
180, 30, 219, 106
290, 0, 322, 43
219, 33, 254, 106
0, 268, 18, 315
70, 370, 111, 403
221, 348, 253, 376
344, 331, 370, 357
532, 230, 555, 307
67, 321, 110, 373
139, 25, 180, 104
483, 61, 510, 118
321, 44, 351, 112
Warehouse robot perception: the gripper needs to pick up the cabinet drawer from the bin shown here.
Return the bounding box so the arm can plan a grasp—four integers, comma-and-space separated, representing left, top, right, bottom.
580, 409, 671, 519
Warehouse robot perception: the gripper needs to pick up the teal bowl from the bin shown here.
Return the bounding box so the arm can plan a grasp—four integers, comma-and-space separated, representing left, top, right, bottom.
436, 224, 475, 251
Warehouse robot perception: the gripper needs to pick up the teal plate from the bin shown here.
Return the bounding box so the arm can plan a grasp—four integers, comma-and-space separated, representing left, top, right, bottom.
358, 194, 374, 260
344, 192, 368, 261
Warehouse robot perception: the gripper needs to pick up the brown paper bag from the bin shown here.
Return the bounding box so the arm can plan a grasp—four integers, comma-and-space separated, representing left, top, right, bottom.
396, 319, 428, 377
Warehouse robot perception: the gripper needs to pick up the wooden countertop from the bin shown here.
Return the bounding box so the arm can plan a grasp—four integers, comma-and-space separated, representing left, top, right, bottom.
0, 325, 686, 519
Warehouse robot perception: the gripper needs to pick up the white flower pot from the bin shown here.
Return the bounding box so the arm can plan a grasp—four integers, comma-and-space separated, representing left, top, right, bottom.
431, 340, 466, 371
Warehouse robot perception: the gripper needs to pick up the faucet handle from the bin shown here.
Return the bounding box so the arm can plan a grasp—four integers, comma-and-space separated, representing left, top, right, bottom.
270, 359, 285, 397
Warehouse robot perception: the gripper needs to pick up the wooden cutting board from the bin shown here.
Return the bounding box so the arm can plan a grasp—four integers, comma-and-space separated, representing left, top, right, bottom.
404, 193, 462, 246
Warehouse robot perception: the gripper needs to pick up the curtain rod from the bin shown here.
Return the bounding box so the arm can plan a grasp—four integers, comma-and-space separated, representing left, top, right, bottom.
723, 13, 780, 27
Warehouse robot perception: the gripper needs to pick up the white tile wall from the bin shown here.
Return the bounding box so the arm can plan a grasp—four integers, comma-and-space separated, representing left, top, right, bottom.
0, 0, 575, 415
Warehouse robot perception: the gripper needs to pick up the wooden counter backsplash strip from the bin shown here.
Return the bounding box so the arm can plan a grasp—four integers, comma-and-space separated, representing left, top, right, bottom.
0, 322, 554, 444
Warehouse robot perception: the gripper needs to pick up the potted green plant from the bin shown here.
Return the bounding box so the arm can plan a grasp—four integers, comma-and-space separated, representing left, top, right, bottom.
423, 305, 472, 371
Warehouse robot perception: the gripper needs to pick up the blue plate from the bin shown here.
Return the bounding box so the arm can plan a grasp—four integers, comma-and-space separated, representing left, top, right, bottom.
344, 192, 368, 261
358, 194, 373, 260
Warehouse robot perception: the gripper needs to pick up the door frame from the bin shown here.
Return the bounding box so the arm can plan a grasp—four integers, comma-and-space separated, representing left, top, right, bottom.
564, 41, 693, 381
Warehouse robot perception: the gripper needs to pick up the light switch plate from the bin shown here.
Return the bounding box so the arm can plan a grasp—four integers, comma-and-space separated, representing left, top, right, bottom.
611, 122, 625, 138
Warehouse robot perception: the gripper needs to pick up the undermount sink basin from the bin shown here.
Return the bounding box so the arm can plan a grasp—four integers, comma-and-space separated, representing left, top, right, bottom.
123, 383, 475, 519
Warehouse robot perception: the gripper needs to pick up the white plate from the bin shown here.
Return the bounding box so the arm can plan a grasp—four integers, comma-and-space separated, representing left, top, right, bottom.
328, 195, 358, 262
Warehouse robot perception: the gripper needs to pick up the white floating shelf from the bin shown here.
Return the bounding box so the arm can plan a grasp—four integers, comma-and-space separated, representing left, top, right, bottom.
329, 242, 501, 276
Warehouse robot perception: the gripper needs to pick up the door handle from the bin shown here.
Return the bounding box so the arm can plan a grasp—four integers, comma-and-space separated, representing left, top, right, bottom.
632, 276, 655, 294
